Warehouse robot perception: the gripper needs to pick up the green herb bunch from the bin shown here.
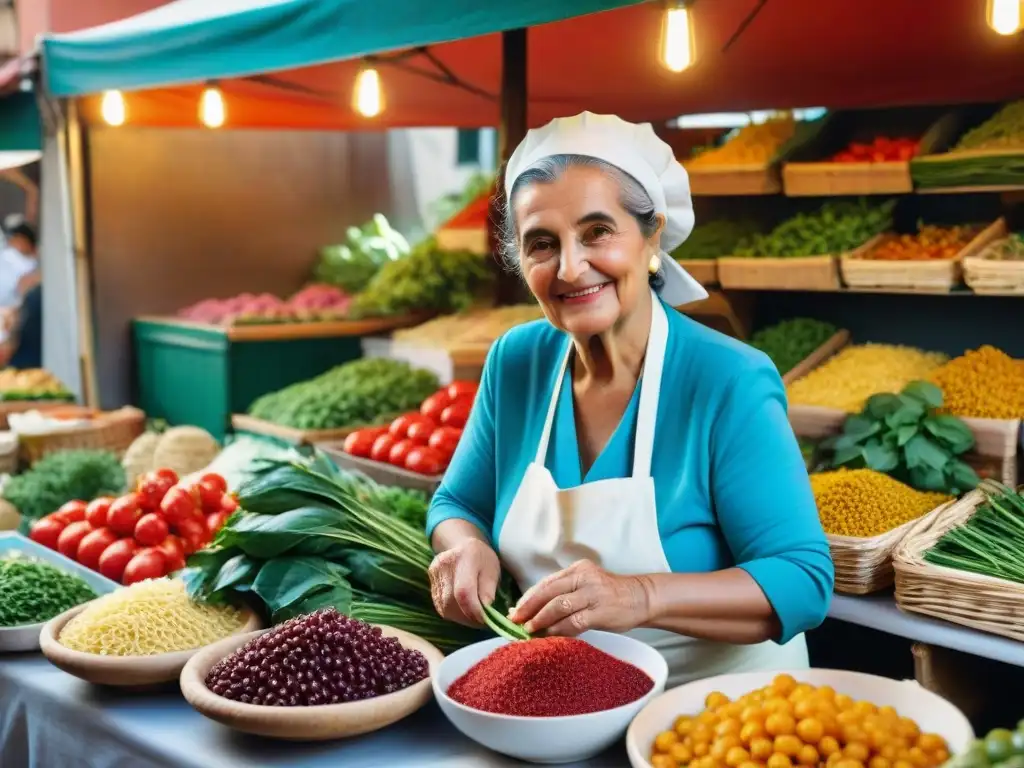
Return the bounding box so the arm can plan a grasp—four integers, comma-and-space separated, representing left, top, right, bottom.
5, 450, 126, 529
748, 318, 838, 376
824, 380, 980, 495
671, 219, 761, 261
734, 199, 895, 258
0, 556, 97, 626
314, 214, 411, 293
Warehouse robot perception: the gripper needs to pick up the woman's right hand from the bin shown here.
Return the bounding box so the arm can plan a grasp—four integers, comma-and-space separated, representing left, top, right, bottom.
428, 537, 501, 626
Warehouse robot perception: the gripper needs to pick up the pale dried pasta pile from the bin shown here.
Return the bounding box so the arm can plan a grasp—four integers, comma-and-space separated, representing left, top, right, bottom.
58, 578, 245, 656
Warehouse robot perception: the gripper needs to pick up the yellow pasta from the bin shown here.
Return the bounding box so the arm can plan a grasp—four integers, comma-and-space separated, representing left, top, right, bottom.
58, 578, 245, 656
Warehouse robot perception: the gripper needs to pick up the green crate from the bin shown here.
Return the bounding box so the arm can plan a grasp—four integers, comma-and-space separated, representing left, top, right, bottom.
133, 319, 363, 440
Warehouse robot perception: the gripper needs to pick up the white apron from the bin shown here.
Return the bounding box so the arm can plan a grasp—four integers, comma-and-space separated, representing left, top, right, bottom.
497, 293, 809, 688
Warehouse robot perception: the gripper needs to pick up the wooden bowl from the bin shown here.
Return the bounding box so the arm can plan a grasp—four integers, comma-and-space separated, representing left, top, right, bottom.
40, 601, 261, 687
179, 625, 444, 741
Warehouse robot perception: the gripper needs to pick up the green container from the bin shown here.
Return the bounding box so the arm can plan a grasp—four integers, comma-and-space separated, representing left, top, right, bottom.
133, 319, 364, 440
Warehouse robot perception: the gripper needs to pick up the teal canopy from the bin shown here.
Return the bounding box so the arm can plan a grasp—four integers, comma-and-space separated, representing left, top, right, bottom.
41, 0, 643, 98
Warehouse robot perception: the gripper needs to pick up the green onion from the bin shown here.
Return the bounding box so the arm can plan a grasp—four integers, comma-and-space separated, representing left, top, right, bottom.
482, 603, 531, 642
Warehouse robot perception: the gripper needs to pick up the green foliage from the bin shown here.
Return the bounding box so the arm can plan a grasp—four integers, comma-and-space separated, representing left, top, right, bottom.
748, 318, 838, 375
314, 214, 411, 293
670, 219, 762, 260
5, 449, 126, 527
734, 199, 895, 257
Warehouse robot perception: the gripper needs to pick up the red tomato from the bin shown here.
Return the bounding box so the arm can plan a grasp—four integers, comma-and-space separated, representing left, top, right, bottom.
175, 516, 208, 554
370, 433, 397, 463
447, 380, 478, 401
206, 510, 230, 535
440, 400, 472, 429
343, 429, 380, 458
199, 473, 228, 494
428, 426, 462, 458
84, 497, 114, 528
122, 548, 167, 585
97, 539, 138, 582
154, 468, 179, 485
161, 486, 199, 526
136, 472, 171, 511
405, 446, 446, 476
220, 495, 239, 515
54, 500, 88, 525
29, 516, 66, 550
196, 480, 224, 512
407, 418, 436, 445
134, 513, 169, 547
107, 494, 143, 536
155, 535, 186, 572
389, 439, 417, 467
57, 521, 94, 560
419, 391, 452, 421
388, 413, 418, 439
76, 527, 119, 570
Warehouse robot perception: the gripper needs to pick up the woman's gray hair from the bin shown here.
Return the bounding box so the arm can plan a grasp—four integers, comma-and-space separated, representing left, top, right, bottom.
498, 154, 665, 289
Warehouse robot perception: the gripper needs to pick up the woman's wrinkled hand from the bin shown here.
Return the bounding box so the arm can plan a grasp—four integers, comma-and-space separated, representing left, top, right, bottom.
509, 559, 654, 637
428, 538, 501, 627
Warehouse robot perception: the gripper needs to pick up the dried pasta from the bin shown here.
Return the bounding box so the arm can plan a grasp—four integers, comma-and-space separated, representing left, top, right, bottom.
58, 578, 245, 656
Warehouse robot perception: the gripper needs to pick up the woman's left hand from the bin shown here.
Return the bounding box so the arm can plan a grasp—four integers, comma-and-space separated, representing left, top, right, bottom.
509, 559, 653, 636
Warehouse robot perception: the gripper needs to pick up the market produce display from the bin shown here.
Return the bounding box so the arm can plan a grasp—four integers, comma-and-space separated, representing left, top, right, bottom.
391, 305, 544, 350
181, 456, 521, 652
953, 101, 1024, 152
748, 319, 838, 376
0, 368, 72, 400
649, 673, 949, 768
830, 136, 920, 162
810, 468, 950, 537
206, 608, 429, 706
687, 115, 796, 167
247, 358, 439, 431
4, 450, 126, 529
942, 722, 1024, 768
122, 426, 221, 488
930, 345, 1024, 419
448, 636, 653, 717
0, 555, 97, 627
177, 285, 351, 326
342, 380, 477, 476
28, 469, 236, 585
979, 232, 1024, 261
670, 220, 761, 261
858, 225, 980, 261
314, 214, 411, 294
824, 381, 980, 494
925, 480, 1024, 584
786, 344, 948, 413
733, 200, 895, 258
58, 578, 246, 656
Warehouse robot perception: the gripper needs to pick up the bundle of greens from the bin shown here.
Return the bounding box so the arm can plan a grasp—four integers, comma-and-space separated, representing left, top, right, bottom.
313, 214, 411, 293
670, 219, 761, 261
748, 318, 838, 376
0, 555, 98, 626
181, 455, 525, 650
733, 199, 895, 258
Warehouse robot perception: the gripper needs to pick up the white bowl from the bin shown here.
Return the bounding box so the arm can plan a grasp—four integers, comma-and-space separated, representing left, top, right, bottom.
433, 631, 668, 765
626, 668, 976, 768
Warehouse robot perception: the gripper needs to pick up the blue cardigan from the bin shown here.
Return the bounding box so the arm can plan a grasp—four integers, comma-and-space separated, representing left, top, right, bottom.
426, 301, 834, 643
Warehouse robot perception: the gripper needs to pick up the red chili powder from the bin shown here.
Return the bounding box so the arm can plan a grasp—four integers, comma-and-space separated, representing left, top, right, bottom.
447, 637, 654, 717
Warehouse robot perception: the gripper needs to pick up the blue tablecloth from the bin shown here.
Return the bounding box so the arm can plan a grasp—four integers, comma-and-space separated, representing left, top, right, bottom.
0, 655, 627, 768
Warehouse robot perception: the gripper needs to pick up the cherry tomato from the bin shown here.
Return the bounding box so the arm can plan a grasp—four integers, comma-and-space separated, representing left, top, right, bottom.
54, 500, 88, 525
219, 495, 239, 515
407, 418, 436, 445
440, 400, 472, 429
136, 472, 171, 511
98, 539, 138, 582
388, 413, 418, 439
107, 494, 143, 536
199, 473, 228, 495
76, 527, 119, 570
447, 381, 478, 401
161, 486, 199, 526
370, 433, 397, 463
405, 446, 446, 476
389, 439, 417, 467
428, 426, 462, 458
134, 513, 170, 547
196, 479, 224, 512
57, 521, 94, 560
154, 468, 179, 485
176, 516, 208, 554
85, 497, 114, 528
343, 429, 380, 458
419, 391, 452, 422
29, 516, 66, 549
206, 510, 230, 535
155, 535, 186, 572
122, 548, 167, 585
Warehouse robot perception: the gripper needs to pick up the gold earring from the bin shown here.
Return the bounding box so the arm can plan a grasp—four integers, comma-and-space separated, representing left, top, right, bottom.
648, 254, 661, 274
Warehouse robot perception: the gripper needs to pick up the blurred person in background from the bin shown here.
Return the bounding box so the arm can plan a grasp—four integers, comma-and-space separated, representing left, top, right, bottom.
0, 269, 42, 368
0, 218, 39, 347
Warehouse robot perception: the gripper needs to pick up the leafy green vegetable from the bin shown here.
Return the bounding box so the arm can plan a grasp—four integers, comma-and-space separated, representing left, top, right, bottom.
314, 214, 411, 293
247, 358, 438, 430
748, 318, 838, 376
0, 555, 97, 626
823, 380, 980, 495
5, 450, 126, 529
734, 199, 895, 258
671, 219, 761, 261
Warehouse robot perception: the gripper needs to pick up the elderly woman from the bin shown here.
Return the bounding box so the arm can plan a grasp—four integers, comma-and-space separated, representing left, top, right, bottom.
426, 113, 833, 686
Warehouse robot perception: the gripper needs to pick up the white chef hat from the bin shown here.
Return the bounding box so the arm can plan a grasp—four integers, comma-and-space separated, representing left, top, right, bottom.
505, 112, 708, 307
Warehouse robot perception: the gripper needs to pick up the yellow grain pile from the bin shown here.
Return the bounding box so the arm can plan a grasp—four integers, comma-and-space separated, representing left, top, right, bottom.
786, 344, 948, 412
810, 469, 951, 538
686, 115, 796, 167
930, 345, 1024, 419
59, 578, 246, 656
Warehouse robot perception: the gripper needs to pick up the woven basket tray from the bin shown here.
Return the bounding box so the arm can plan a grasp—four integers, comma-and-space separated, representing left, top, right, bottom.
718, 255, 839, 291
893, 489, 1024, 642
829, 498, 953, 595
685, 164, 781, 196
18, 407, 146, 465
963, 236, 1024, 295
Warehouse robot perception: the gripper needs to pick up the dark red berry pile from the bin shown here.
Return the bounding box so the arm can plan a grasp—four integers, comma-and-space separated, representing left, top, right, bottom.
205, 608, 429, 707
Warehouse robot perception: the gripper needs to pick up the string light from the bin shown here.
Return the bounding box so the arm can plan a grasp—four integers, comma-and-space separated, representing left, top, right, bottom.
988, 0, 1023, 34
661, 0, 696, 73
353, 67, 384, 117
101, 90, 126, 126
199, 86, 226, 128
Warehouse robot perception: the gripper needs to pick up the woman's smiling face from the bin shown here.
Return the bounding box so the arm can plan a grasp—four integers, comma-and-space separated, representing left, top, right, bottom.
513, 164, 660, 337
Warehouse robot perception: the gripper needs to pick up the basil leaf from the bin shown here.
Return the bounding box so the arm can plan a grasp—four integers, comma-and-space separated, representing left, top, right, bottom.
896, 425, 919, 447
904, 434, 952, 471
946, 460, 981, 493
885, 396, 926, 428
923, 415, 976, 455
221, 507, 340, 559
211, 554, 259, 594
909, 464, 947, 492
902, 381, 944, 409
274, 584, 355, 623
863, 441, 900, 472
866, 393, 902, 419
842, 414, 881, 442
252, 557, 351, 616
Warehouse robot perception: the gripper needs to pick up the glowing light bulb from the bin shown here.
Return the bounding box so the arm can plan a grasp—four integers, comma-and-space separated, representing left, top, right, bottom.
353, 68, 384, 117
199, 86, 226, 128
661, 2, 695, 73
989, 0, 1022, 34
101, 90, 126, 126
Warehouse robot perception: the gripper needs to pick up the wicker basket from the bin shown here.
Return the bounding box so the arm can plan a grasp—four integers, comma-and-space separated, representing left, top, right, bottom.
718, 255, 839, 291
963, 236, 1024, 295
676, 259, 718, 287
894, 489, 1024, 642
841, 219, 1007, 293
18, 407, 146, 465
